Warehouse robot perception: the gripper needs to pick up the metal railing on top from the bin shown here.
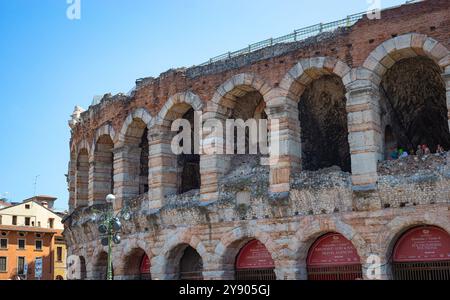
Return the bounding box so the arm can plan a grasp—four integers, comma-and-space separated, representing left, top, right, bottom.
197, 1, 424, 67
197, 11, 366, 67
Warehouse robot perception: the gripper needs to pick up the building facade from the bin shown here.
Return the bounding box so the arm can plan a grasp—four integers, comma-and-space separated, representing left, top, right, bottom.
0, 198, 67, 280
64, 0, 450, 280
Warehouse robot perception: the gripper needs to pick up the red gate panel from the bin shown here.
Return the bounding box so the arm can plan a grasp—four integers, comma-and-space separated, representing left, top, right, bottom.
140, 254, 151, 274
307, 233, 361, 266
236, 240, 275, 270
393, 226, 450, 263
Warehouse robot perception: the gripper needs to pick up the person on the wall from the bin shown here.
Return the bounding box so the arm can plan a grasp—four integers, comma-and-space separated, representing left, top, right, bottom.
436, 144, 445, 155
399, 148, 409, 159
390, 148, 399, 160
416, 145, 424, 157
423, 144, 431, 156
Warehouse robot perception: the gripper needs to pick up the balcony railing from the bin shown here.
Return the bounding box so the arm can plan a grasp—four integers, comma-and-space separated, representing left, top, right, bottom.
197, 1, 423, 67
197, 12, 365, 67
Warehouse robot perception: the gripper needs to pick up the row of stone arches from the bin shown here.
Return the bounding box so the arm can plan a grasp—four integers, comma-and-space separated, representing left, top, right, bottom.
69, 33, 450, 209
75, 223, 450, 280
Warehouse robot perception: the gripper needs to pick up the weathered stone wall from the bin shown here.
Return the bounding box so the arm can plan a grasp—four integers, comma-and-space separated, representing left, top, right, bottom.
64, 0, 450, 280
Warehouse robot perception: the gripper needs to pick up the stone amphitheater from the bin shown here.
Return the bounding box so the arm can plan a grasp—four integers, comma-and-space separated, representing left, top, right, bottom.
63, 0, 450, 280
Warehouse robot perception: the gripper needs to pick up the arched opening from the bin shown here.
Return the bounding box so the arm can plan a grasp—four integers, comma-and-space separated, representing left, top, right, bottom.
93, 252, 113, 280
123, 119, 149, 199
392, 226, 450, 280
140, 253, 152, 280
307, 233, 363, 280
380, 56, 450, 156
298, 75, 350, 172
79, 256, 87, 280
178, 246, 203, 280
384, 125, 397, 160
139, 128, 149, 195
123, 248, 151, 280
164, 243, 204, 280
227, 89, 268, 173
177, 108, 200, 194
76, 149, 89, 207
235, 240, 276, 280
92, 135, 114, 204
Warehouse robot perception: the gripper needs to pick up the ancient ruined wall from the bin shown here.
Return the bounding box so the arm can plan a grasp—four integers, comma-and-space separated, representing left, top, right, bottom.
64, 153, 450, 279
65, 0, 450, 281
69, 0, 449, 148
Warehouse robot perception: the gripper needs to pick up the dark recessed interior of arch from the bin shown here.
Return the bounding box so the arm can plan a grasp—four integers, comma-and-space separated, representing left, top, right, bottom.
381, 56, 449, 155
95, 135, 115, 197
139, 128, 149, 194
95, 252, 112, 279
125, 120, 149, 195
299, 75, 351, 172
228, 90, 267, 173
124, 248, 146, 275
179, 246, 203, 279
178, 108, 201, 194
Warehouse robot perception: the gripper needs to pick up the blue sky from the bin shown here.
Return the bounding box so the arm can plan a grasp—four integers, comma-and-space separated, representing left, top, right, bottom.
0, 0, 406, 211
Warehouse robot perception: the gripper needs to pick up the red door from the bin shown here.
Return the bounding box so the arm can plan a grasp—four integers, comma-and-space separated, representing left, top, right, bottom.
307, 233, 363, 280
392, 226, 450, 280
235, 240, 276, 280
140, 254, 151, 280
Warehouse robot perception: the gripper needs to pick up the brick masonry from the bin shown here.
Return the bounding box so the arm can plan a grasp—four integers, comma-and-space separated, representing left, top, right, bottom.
64, 0, 450, 280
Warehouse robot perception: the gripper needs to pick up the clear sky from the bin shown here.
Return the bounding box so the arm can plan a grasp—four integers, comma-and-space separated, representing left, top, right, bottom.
0, 0, 406, 211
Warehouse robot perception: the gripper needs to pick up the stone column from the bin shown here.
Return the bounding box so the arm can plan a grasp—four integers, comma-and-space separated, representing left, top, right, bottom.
88, 159, 95, 206
275, 261, 307, 280
113, 145, 141, 210
68, 158, 76, 212
266, 97, 301, 194
443, 69, 450, 133
148, 125, 177, 209
360, 252, 390, 280
200, 113, 229, 203
345, 80, 382, 192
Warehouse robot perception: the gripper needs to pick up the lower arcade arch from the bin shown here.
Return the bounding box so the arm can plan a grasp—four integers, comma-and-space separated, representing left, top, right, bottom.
380, 56, 450, 155
391, 226, 450, 280
123, 248, 152, 280
93, 251, 114, 280
165, 244, 204, 280
235, 240, 276, 280
179, 246, 204, 280
306, 233, 363, 280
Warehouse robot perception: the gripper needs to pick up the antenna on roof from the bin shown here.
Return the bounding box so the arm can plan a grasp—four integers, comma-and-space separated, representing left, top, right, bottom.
34, 175, 40, 196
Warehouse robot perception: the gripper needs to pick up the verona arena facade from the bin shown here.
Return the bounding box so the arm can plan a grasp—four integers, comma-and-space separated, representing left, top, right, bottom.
64, 0, 450, 280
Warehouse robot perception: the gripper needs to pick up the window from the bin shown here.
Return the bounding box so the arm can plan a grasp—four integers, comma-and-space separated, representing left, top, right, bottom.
57, 247, 63, 262
0, 257, 6, 272
37, 221, 41, 227
0, 239, 7, 249
0, 215, 2, 225
48, 218, 54, 229
17, 257, 25, 275
12, 216, 17, 225
18, 232, 25, 237
25, 204, 30, 209
18, 239, 25, 250
35, 233, 41, 238
25, 217, 31, 226
35, 240, 42, 251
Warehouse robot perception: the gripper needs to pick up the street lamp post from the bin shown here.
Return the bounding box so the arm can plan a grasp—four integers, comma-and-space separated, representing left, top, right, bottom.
92, 194, 131, 281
